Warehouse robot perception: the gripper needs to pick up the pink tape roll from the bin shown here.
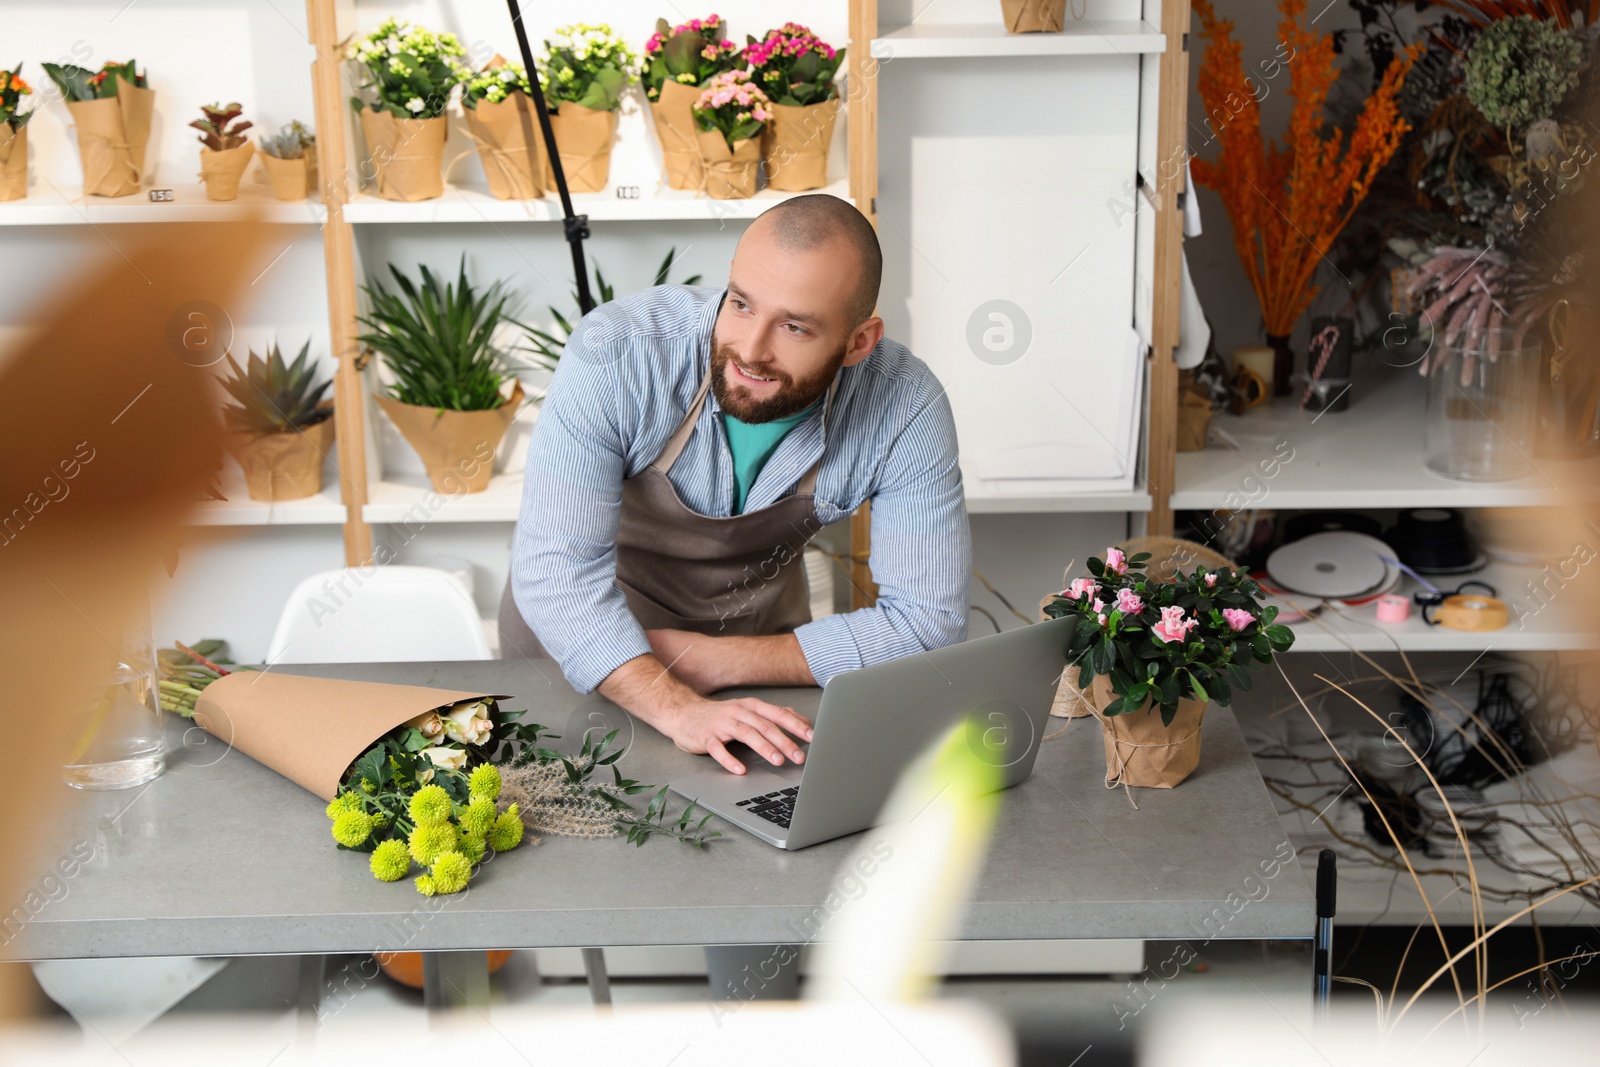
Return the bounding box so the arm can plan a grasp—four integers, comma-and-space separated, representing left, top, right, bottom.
1376, 594, 1411, 624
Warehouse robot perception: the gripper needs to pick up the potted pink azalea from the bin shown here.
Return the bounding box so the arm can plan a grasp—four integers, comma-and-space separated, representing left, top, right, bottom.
1044, 547, 1294, 788
691, 70, 771, 199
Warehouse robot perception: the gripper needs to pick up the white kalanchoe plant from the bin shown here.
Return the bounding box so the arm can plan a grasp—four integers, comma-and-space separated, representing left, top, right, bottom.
346, 17, 468, 119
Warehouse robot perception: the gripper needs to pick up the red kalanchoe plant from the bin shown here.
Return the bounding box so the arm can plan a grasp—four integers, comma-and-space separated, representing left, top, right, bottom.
744, 23, 845, 107
1045, 548, 1295, 725
191, 102, 252, 151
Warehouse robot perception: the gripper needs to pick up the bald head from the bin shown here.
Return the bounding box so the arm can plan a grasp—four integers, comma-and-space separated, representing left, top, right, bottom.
755, 194, 882, 327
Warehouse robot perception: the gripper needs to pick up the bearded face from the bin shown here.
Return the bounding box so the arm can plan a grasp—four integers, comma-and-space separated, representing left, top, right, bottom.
709, 339, 845, 423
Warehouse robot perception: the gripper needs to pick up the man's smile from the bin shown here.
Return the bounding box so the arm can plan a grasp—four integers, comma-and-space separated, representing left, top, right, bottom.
731, 360, 781, 387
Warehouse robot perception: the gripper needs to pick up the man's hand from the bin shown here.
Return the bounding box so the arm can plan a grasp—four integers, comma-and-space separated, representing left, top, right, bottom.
643, 629, 816, 693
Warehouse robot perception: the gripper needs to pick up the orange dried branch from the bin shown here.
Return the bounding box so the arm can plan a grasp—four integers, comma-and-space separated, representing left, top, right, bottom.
1191, 0, 1420, 337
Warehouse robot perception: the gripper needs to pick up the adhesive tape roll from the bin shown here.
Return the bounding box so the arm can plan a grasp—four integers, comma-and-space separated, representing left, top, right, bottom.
1435, 595, 1509, 632
1375, 593, 1411, 624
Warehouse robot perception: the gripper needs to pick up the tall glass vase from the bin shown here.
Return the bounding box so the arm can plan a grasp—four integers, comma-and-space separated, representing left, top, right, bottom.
1424, 328, 1540, 482
61, 612, 166, 790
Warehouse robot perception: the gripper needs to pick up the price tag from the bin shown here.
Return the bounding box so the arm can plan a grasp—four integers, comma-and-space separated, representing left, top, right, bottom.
614, 185, 640, 200
148, 189, 175, 202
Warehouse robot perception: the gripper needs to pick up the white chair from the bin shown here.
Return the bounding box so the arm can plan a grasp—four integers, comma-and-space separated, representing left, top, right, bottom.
267, 565, 491, 664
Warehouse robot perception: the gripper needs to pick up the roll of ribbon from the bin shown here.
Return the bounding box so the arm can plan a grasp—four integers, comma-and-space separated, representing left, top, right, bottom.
1234, 346, 1275, 399
1375, 593, 1411, 624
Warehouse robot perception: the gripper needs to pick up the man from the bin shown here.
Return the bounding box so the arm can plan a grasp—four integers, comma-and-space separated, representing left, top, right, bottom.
503, 194, 970, 774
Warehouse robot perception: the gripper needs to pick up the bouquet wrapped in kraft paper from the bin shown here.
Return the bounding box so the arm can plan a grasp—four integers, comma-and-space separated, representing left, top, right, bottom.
692, 71, 772, 199
376, 382, 522, 493
51, 65, 155, 198
460, 60, 546, 200
547, 105, 617, 191
642, 16, 743, 189
360, 110, 448, 202
746, 25, 845, 192
346, 17, 468, 202
1001, 0, 1071, 33
1091, 674, 1207, 789
0, 64, 32, 201
537, 24, 638, 193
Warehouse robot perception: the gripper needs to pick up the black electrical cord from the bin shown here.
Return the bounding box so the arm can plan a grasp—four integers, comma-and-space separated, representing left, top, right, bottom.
504, 0, 596, 315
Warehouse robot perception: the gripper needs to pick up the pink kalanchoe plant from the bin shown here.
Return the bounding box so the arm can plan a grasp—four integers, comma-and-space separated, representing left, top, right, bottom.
743, 22, 844, 107
642, 14, 741, 101
1044, 547, 1294, 725
691, 70, 772, 146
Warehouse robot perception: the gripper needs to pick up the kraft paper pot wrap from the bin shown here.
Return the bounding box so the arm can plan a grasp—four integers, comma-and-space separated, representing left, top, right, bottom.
192, 672, 510, 802
359, 109, 447, 202
1001, 0, 1070, 33
761, 99, 839, 192
697, 130, 760, 199
376, 381, 523, 493
650, 80, 704, 190
1035, 594, 1094, 717
225, 415, 333, 502
199, 142, 255, 202
67, 81, 155, 197
260, 152, 309, 201
464, 93, 546, 200
547, 103, 617, 192
0, 125, 25, 201
1091, 675, 1206, 789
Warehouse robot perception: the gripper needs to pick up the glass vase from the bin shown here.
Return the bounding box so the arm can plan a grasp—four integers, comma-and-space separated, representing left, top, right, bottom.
1423, 328, 1540, 482
61, 617, 166, 790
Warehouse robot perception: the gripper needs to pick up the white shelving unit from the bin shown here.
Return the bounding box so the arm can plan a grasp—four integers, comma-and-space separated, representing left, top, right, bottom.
0, 183, 325, 226
343, 180, 854, 224
870, 19, 1165, 57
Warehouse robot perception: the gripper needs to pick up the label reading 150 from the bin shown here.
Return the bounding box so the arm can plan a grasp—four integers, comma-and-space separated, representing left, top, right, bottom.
148, 189, 175, 202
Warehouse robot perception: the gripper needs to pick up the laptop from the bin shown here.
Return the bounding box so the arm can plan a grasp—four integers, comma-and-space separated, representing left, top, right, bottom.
668, 616, 1073, 850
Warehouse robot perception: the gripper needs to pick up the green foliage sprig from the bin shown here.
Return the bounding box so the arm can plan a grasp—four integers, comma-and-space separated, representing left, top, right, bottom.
42, 59, 145, 102
1044, 549, 1295, 726
1464, 15, 1583, 130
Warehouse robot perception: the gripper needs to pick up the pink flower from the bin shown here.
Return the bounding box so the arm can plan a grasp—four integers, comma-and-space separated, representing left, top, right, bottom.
1222, 608, 1255, 632
1104, 547, 1128, 576
1065, 577, 1099, 601
1151, 606, 1198, 644
1204, 573, 1218, 588
1115, 588, 1144, 615
1097, 612, 1109, 627
1091, 597, 1107, 614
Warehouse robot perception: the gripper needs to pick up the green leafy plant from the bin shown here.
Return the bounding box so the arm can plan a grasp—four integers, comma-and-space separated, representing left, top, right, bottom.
42, 59, 145, 102
642, 15, 741, 102
1, 64, 34, 129
462, 62, 532, 108
1463, 15, 1582, 130
217, 340, 333, 436
190, 102, 251, 151
538, 23, 639, 112
345, 16, 467, 119
1044, 548, 1295, 725
745, 23, 846, 107
520, 247, 702, 371
260, 120, 314, 160
358, 259, 515, 412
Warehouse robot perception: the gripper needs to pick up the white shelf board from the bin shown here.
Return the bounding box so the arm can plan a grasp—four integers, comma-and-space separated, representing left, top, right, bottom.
965, 486, 1152, 514
0, 183, 325, 226
187, 485, 346, 526
1272, 560, 1595, 654
363, 472, 524, 524
1172, 364, 1600, 511
870, 20, 1165, 59
343, 179, 854, 225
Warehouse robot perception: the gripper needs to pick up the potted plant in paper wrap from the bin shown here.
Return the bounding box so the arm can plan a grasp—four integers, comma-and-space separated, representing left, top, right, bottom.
1044, 547, 1294, 789
359, 260, 523, 494
1001, 0, 1072, 34
693, 70, 772, 199
537, 23, 638, 193
746, 24, 844, 192
218, 340, 335, 502
42, 60, 154, 197
258, 120, 316, 201
191, 103, 254, 201
346, 17, 467, 202
642, 14, 742, 189
460, 58, 546, 201
0, 65, 34, 200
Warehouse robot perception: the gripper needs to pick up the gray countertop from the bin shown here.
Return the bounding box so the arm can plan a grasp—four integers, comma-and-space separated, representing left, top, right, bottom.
9, 660, 1312, 960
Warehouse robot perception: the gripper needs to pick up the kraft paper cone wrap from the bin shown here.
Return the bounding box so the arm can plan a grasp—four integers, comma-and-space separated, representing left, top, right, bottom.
199, 142, 255, 202
260, 152, 309, 201
1034, 595, 1095, 718
650, 80, 704, 190
67, 82, 154, 197
1001, 0, 1070, 33
761, 99, 839, 192
547, 103, 617, 192
225, 415, 333, 501
377, 381, 523, 493
697, 130, 760, 199
1091, 674, 1206, 789
464, 93, 547, 200
193, 672, 510, 802
359, 109, 446, 202
0, 124, 25, 201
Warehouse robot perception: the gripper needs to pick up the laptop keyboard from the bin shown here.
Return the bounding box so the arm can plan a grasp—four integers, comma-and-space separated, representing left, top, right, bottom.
736, 786, 799, 830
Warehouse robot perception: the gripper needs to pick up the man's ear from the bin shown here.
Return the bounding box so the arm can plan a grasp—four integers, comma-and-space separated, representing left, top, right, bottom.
843, 317, 884, 367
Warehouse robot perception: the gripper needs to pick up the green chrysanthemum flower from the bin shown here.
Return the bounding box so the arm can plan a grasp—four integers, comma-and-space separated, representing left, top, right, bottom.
468, 764, 502, 801
408, 783, 452, 826
459, 796, 495, 838
360, 778, 377, 794
371, 811, 389, 830
458, 833, 487, 865
370, 839, 411, 882
486, 805, 524, 853
408, 821, 457, 865
332, 810, 374, 848
430, 851, 472, 894
325, 792, 361, 819
414, 874, 437, 897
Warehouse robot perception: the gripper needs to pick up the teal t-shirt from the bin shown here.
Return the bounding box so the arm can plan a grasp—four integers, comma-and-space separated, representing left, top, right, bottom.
722, 404, 817, 514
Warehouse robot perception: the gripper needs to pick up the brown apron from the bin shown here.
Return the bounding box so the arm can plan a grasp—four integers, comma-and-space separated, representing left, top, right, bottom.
498, 363, 827, 659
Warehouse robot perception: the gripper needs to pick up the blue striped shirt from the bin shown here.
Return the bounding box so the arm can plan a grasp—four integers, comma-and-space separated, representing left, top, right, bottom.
510, 284, 970, 693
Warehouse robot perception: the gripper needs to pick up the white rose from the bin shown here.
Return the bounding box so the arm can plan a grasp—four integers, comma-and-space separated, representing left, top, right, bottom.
416, 746, 468, 783
442, 700, 494, 746
405, 710, 446, 741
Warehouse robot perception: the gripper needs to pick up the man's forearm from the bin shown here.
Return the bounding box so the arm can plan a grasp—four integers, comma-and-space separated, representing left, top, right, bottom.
718, 633, 815, 687
597, 652, 700, 733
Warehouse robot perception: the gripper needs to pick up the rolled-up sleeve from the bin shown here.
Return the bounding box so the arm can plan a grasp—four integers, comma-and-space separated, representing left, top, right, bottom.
510, 326, 651, 693
793, 388, 970, 686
